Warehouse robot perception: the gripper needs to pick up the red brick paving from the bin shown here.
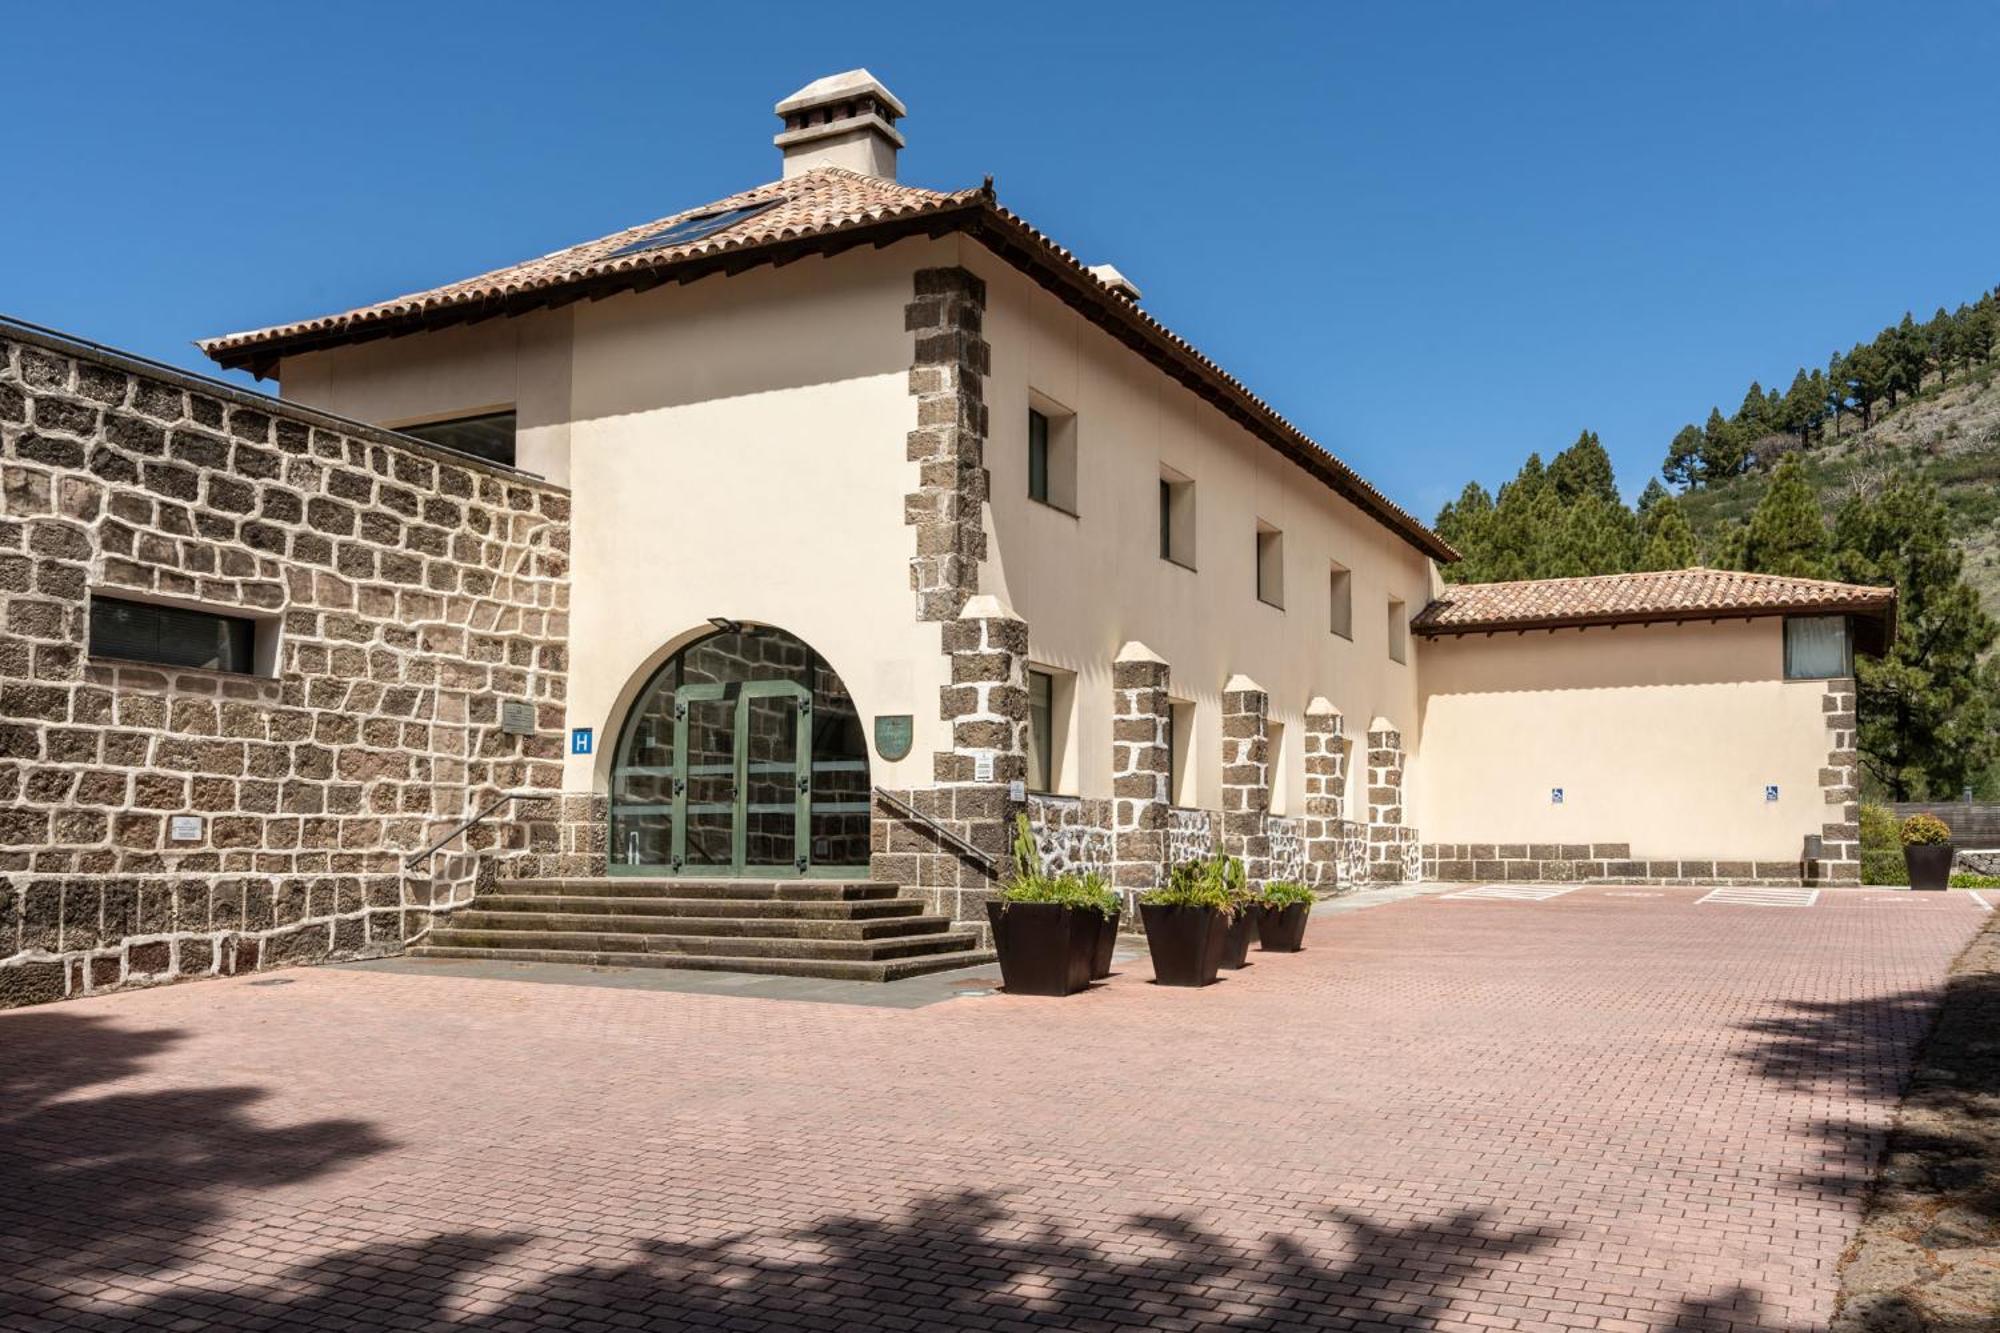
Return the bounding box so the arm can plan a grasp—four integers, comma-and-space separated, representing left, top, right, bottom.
0, 887, 1984, 1332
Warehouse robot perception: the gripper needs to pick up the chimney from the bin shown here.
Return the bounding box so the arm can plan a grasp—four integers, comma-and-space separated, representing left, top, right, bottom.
774, 69, 907, 181
1087, 264, 1143, 304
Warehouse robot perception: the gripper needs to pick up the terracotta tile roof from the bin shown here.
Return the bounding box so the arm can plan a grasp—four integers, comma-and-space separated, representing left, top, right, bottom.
199, 170, 974, 361
198, 169, 1455, 562
1412, 566, 1897, 640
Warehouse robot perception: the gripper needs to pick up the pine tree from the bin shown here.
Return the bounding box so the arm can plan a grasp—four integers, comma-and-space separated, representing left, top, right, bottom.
1433, 482, 1495, 584
1546, 495, 1639, 577
1701, 407, 1749, 481
1832, 479, 2000, 799
1740, 456, 1828, 577
1662, 423, 1705, 489
1635, 477, 1671, 517
1780, 369, 1819, 448
1636, 491, 1697, 570
1547, 429, 1620, 507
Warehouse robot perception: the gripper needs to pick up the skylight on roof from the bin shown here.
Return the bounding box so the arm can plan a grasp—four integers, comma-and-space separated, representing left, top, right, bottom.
606, 199, 783, 258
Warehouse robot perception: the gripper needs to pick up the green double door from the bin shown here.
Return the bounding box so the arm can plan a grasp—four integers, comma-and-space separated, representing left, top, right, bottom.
671, 680, 813, 875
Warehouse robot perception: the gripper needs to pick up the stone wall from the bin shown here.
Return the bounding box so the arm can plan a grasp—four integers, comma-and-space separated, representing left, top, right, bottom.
0, 325, 570, 1008
1026, 795, 1113, 878
1814, 676, 1861, 887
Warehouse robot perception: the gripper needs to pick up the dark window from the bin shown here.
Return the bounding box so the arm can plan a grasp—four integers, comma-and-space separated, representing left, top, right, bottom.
89, 596, 256, 674
1159, 479, 1172, 559
398, 411, 517, 467
1027, 409, 1050, 503
606, 199, 783, 258
1027, 669, 1054, 793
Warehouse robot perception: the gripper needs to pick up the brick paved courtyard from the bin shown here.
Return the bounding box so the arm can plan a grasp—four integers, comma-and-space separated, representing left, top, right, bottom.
0, 887, 1986, 1332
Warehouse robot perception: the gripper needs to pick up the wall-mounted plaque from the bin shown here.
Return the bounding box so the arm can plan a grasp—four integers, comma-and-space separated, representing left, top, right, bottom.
874, 714, 913, 762
500, 700, 536, 736
169, 814, 204, 842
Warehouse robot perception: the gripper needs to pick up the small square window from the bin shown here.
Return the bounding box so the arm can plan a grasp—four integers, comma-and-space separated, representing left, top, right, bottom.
89, 595, 258, 675
1159, 467, 1196, 568
1256, 522, 1284, 608
1026, 397, 1077, 513
1784, 616, 1852, 680
1329, 562, 1353, 639
1387, 597, 1408, 664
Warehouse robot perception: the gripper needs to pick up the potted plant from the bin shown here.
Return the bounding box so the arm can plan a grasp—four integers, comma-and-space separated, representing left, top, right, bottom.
1901, 813, 1955, 891
1086, 877, 1121, 980
986, 816, 1118, 996
1140, 854, 1239, 987
1252, 881, 1315, 952
1214, 856, 1257, 970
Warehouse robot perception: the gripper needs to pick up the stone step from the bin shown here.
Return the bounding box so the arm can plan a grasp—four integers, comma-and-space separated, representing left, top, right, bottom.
449, 910, 957, 941
499, 878, 901, 902
404, 943, 998, 983
423, 927, 982, 961
471, 894, 926, 921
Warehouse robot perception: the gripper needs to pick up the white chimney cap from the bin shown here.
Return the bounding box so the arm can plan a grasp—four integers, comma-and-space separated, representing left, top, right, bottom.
774, 69, 907, 181
1087, 264, 1143, 303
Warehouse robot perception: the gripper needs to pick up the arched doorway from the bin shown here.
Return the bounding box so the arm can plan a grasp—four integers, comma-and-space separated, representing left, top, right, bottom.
610, 626, 871, 876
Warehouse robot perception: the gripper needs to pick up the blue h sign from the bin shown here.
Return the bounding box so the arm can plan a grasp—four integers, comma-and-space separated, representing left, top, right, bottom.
570, 727, 593, 756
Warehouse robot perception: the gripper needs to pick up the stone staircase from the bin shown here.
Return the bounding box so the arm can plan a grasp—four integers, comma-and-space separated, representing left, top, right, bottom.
408, 877, 995, 982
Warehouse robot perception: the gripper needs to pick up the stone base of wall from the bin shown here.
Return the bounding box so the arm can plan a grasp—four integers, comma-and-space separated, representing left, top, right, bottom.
1026, 796, 1113, 879
0, 872, 464, 1007
1422, 842, 1837, 886
504, 793, 608, 880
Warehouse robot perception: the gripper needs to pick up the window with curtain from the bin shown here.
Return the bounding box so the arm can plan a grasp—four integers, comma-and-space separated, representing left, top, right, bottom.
1784, 615, 1851, 679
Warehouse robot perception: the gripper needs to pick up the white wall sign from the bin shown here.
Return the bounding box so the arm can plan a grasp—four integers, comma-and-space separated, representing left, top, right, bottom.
1550, 787, 1564, 805
974, 753, 995, 782
1008, 779, 1026, 802
169, 815, 204, 842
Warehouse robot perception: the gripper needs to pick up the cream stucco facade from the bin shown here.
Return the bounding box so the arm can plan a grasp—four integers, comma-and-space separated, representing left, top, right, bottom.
1417, 619, 1845, 864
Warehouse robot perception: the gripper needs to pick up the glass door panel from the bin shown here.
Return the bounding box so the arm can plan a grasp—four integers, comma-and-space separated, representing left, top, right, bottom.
673, 686, 738, 872
741, 684, 809, 873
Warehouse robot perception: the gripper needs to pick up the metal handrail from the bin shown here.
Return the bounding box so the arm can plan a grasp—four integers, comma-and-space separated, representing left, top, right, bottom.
872, 786, 1000, 878
403, 789, 544, 871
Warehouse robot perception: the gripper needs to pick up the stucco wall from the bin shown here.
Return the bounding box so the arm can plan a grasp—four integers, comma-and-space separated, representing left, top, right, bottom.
955, 239, 1437, 816
1415, 618, 1837, 862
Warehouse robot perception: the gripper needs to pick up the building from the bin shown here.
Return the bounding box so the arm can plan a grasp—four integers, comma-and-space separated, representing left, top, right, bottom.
0, 72, 1893, 1007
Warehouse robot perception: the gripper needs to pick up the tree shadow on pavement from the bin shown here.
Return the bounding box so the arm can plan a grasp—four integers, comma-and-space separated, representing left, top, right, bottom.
1732, 920, 2000, 1331
0, 1010, 390, 1303
99, 1191, 1559, 1332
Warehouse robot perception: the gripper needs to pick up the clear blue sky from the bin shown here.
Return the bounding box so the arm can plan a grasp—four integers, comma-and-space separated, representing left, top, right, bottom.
6, 2, 1995, 518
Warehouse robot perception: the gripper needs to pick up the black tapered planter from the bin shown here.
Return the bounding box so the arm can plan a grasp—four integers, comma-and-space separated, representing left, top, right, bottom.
1139, 903, 1229, 987
1088, 909, 1120, 980
1254, 902, 1310, 952
987, 901, 1093, 996
1218, 908, 1255, 969
1905, 843, 1955, 891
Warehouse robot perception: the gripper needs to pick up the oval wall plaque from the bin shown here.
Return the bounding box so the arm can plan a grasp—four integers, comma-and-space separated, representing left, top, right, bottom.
874, 714, 914, 761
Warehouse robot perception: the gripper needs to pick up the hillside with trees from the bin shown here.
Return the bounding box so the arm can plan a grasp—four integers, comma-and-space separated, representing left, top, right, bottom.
1432, 285, 2000, 801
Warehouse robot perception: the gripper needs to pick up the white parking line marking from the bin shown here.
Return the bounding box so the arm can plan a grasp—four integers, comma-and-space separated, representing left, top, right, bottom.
1971, 892, 1994, 912
1441, 885, 1579, 902
1604, 891, 1665, 898
1697, 887, 1819, 908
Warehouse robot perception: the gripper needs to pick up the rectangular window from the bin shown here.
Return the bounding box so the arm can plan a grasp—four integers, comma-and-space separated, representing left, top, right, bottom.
1387, 597, 1408, 664
1266, 719, 1288, 815
397, 410, 517, 467
1027, 668, 1055, 793
1256, 522, 1284, 608
1167, 698, 1197, 807
1025, 397, 1077, 513
1784, 615, 1852, 680
89, 596, 256, 674
1159, 467, 1196, 568
1027, 409, 1050, 503
1329, 561, 1353, 638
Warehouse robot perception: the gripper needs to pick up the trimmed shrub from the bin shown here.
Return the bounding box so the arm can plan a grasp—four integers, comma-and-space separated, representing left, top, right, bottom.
1901, 813, 1953, 846
1862, 850, 1910, 885
1859, 803, 1898, 852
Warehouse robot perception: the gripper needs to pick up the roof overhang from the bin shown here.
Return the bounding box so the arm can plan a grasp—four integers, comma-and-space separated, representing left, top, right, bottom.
1413, 594, 1898, 655
200, 191, 1459, 565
